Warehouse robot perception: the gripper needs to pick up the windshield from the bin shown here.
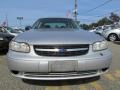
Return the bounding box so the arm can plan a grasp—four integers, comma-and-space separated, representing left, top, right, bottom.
32, 18, 79, 29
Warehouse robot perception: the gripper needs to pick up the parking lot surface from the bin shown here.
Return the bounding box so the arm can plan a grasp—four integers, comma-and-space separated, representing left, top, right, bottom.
0, 42, 120, 90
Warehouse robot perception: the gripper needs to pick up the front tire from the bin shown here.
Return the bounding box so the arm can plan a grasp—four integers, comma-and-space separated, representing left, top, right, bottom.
108, 34, 118, 41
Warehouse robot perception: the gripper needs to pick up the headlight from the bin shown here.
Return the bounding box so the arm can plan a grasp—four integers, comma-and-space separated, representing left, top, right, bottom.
9, 41, 30, 53
93, 41, 108, 51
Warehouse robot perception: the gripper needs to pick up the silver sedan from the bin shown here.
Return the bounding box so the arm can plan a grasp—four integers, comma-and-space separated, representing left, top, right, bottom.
6, 18, 112, 80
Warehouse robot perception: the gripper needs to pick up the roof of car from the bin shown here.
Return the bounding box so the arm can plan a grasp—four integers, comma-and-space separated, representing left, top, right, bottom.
38, 17, 74, 21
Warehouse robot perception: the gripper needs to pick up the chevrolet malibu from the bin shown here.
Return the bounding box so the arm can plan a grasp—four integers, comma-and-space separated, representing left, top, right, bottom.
6, 18, 112, 80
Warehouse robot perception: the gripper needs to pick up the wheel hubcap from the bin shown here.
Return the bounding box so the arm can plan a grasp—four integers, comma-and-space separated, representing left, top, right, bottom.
109, 35, 116, 41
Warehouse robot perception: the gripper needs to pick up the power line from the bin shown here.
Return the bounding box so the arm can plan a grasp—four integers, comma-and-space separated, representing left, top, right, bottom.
93, 9, 120, 17
81, 0, 113, 14
79, 9, 120, 21
79, 9, 120, 20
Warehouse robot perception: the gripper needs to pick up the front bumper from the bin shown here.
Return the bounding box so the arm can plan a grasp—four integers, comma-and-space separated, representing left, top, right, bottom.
6, 49, 112, 80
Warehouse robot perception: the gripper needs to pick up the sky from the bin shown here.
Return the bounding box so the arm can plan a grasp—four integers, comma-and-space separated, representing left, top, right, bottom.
0, 0, 120, 27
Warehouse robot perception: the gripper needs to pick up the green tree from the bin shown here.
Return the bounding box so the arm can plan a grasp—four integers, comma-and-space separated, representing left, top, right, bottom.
109, 12, 120, 23
80, 24, 89, 30
97, 17, 113, 26
80, 13, 119, 30
89, 23, 98, 29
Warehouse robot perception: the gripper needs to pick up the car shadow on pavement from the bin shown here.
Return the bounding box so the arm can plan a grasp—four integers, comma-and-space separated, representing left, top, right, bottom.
0, 50, 8, 55
22, 76, 100, 86
113, 41, 120, 45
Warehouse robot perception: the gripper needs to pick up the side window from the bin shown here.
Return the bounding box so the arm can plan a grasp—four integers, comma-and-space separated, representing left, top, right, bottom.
32, 20, 41, 29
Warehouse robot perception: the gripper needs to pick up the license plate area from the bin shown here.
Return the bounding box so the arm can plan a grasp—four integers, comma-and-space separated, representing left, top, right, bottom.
49, 60, 77, 72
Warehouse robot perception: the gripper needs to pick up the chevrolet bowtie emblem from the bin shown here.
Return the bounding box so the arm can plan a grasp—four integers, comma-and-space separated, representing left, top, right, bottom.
59, 48, 66, 53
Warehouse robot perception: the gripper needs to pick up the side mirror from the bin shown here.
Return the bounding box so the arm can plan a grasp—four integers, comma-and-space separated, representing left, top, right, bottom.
25, 26, 32, 31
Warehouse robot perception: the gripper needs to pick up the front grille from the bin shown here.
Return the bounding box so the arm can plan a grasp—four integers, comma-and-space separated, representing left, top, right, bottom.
34, 44, 89, 57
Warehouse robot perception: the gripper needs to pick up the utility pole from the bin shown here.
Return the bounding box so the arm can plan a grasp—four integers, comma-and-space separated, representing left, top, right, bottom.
74, 0, 78, 21
6, 14, 8, 27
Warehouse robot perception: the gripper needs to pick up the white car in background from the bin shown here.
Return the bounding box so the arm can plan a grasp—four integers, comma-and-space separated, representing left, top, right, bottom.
90, 25, 112, 35
102, 27, 120, 41
0, 27, 21, 36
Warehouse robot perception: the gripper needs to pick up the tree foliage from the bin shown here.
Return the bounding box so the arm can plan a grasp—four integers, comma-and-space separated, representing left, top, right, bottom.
80, 13, 120, 30
109, 13, 120, 23
97, 17, 113, 26
80, 24, 89, 30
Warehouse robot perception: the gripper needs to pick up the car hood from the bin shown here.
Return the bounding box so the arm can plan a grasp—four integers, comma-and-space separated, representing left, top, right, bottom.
14, 29, 104, 45
9, 33, 19, 37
